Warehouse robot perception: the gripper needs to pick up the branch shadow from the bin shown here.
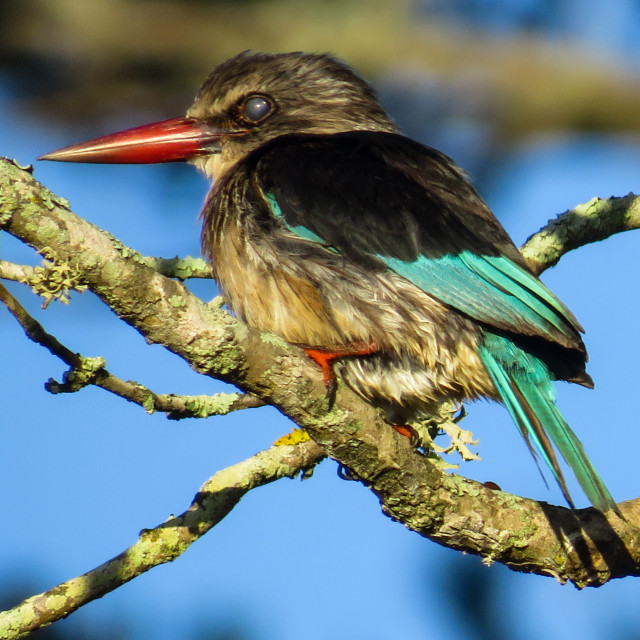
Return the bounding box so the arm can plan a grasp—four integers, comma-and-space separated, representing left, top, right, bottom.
539, 501, 637, 585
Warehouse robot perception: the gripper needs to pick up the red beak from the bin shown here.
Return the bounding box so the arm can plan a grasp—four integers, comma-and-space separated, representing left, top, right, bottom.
38, 117, 224, 164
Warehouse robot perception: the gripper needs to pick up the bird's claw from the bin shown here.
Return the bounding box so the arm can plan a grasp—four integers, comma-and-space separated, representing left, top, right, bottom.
325, 376, 338, 408
392, 423, 420, 447
299, 341, 377, 409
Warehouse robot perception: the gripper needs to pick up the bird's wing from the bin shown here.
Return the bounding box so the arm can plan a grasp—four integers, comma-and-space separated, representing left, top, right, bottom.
256, 131, 583, 349
254, 132, 615, 510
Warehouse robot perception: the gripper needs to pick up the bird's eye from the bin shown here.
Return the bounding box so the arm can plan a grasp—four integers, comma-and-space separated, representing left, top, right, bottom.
242, 96, 272, 123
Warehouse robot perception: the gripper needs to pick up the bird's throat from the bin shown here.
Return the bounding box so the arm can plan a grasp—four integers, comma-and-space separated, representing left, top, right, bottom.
191, 150, 239, 182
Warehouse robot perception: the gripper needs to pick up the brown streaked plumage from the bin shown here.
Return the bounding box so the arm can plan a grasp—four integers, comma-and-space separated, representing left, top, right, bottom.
204, 149, 494, 419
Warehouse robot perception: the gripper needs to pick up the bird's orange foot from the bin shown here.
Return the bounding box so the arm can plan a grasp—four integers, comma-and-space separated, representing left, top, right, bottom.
300, 341, 377, 407
392, 424, 416, 439
392, 424, 422, 448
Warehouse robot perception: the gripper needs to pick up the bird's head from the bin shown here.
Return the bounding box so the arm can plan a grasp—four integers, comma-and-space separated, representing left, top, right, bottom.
39, 51, 396, 181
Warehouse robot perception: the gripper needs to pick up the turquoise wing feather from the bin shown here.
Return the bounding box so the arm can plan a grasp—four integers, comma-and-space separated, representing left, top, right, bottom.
479, 333, 615, 511
383, 251, 581, 345
266, 187, 581, 346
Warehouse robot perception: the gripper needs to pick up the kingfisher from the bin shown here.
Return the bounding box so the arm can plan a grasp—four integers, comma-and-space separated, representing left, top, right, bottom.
40, 51, 616, 512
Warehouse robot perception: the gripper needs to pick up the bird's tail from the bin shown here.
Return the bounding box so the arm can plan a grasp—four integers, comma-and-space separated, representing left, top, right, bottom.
478, 332, 616, 513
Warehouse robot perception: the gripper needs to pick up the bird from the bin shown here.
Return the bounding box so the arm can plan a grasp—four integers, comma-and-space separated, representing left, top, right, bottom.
39, 51, 616, 512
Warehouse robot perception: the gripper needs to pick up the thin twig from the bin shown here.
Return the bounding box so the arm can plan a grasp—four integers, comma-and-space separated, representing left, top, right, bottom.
0, 281, 82, 366
0, 260, 34, 283
0, 281, 264, 418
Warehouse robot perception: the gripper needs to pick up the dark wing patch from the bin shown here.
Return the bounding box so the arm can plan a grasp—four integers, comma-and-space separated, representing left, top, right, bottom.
252, 131, 583, 349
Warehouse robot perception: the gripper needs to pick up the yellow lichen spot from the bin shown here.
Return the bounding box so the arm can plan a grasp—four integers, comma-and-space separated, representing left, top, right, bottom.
274, 428, 311, 446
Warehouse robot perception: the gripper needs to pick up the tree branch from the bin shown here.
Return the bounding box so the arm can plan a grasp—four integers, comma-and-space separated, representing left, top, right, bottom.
0, 438, 324, 639
2, 156, 640, 606
520, 193, 640, 275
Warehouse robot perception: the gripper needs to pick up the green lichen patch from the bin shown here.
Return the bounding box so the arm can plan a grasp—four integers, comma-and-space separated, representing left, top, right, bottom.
47, 356, 107, 394
112, 238, 147, 264
409, 402, 479, 468
181, 392, 242, 418
168, 294, 186, 309
28, 247, 88, 307
259, 331, 288, 349
31, 185, 70, 211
